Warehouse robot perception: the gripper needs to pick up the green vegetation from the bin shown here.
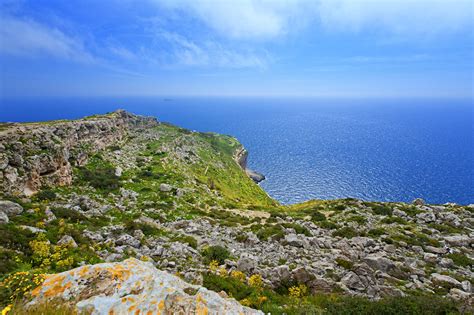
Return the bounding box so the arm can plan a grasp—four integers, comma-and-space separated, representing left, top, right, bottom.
335, 258, 354, 270
254, 225, 285, 241
201, 245, 230, 264
77, 156, 120, 193
332, 226, 358, 238
202, 272, 460, 315
35, 189, 57, 201
447, 253, 473, 268
370, 204, 393, 216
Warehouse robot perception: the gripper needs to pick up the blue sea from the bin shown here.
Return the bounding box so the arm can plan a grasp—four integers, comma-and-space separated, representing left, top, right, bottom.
1, 97, 473, 205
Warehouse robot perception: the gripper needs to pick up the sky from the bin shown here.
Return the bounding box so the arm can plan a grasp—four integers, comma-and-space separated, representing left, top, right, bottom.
0, 0, 473, 98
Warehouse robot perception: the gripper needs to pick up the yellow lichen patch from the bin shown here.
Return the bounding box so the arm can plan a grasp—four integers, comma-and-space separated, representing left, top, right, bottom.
77, 266, 90, 277
195, 294, 209, 315
37, 274, 69, 298
105, 265, 132, 282
157, 300, 165, 310
108, 309, 115, 315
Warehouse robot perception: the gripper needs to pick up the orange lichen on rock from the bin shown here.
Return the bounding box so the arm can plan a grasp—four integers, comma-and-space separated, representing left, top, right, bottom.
24, 259, 262, 315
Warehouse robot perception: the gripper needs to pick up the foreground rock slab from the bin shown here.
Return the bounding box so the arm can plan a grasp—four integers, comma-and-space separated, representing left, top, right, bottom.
28, 258, 262, 315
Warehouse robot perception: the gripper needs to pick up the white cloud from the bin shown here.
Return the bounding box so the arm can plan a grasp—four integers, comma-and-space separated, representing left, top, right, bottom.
155, 0, 316, 39
158, 31, 269, 68
153, 0, 473, 40
318, 0, 473, 36
0, 15, 94, 62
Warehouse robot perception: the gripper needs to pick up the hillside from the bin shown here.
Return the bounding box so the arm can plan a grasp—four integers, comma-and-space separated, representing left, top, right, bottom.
0, 111, 472, 314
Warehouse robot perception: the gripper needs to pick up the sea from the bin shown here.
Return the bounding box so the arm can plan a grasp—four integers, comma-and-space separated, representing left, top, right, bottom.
1, 96, 473, 205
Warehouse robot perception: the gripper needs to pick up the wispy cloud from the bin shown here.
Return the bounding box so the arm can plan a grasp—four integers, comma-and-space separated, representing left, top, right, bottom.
153, 0, 473, 41
0, 15, 95, 63
157, 31, 270, 68
317, 0, 473, 37
154, 0, 316, 40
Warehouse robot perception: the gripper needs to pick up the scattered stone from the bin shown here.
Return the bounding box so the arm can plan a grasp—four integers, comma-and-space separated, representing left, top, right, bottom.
412, 198, 425, 206
160, 183, 173, 192
0, 200, 23, 217
57, 235, 78, 248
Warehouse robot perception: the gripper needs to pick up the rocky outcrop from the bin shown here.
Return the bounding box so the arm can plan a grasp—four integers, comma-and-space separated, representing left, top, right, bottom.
27, 258, 262, 314
234, 147, 265, 183
0, 110, 158, 196
0, 200, 23, 223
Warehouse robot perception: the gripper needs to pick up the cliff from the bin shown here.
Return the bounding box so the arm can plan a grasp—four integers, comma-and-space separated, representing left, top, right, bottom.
0, 110, 157, 196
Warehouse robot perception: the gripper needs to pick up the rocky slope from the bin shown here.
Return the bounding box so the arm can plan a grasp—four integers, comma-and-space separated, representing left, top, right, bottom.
0, 111, 472, 314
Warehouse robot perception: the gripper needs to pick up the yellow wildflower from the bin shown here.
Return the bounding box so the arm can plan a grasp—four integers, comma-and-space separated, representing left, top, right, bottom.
248, 274, 263, 289
208, 260, 219, 272
230, 270, 246, 282
1, 304, 12, 315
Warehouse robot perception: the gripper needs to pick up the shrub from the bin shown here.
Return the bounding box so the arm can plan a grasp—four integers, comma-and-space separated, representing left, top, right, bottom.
248, 274, 263, 289
317, 220, 339, 230
0, 224, 35, 256
335, 258, 354, 270
447, 253, 473, 267
35, 189, 56, 201
51, 207, 86, 223
367, 228, 385, 237
254, 225, 284, 241
170, 234, 198, 249
318, 293, 459, 315
288, 284, 308, 298
0, 271, 46, 305
371, 205, 393, 216
203, 272, 255, 301
346, 215, 367, 225
381, 216, 407, 225
332, 226, 358, 238
230, 270, 246, 282
281, 223, 311, 237
235, 234, 248, 243
124, 219, 163, 237
78, 166, 120, 192
201, 245, 230, 264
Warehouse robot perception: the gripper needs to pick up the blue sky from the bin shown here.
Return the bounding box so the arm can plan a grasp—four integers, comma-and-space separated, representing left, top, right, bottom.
0, 0, 472, 98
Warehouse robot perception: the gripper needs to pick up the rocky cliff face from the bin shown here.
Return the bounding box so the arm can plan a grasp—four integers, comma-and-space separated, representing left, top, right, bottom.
0, 110, 158, 196
234, 147, 265, 183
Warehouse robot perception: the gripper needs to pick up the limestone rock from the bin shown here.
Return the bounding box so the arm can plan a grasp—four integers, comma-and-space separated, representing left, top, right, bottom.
0, 200, 23, 217
364, 254, 395, 273
57, 235, 78, 248
431, 273, 462, 289
0, 211, 8, 224
27, 258, 262, 314
160, 183, 173, 192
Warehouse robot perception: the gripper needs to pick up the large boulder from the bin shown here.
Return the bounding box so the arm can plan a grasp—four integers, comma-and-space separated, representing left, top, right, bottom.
0, 200, 23, 217
444, 235, 472, 247
341, 271, 366, 291
27, 258, 262, 314
363, 254, 395, 273
431, 273, 462, 289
